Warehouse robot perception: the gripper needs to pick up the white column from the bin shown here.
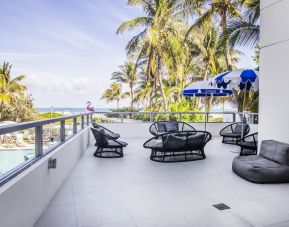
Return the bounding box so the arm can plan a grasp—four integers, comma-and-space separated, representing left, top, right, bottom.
259, 0, 289, 144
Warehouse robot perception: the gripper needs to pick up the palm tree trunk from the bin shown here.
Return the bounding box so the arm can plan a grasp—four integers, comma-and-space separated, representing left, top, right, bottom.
130, 86, 134, 111
157, 56, 168, 112
204, 61, 210, 81
220, 12, 232, 71
221, 11, 241, 114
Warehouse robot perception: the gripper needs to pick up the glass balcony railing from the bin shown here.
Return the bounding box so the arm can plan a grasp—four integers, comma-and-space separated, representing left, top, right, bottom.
0, 113, 93, 186
0, 111, 257, 187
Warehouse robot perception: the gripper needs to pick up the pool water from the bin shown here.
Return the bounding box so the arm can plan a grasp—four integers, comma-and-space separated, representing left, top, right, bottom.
0, 149, 35, 176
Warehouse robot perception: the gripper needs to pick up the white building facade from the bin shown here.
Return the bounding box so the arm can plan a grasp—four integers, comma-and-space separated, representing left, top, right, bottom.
259, 0, 289, 144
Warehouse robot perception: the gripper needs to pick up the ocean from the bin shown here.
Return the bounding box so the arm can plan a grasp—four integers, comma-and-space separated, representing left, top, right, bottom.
37, 107, 112, 115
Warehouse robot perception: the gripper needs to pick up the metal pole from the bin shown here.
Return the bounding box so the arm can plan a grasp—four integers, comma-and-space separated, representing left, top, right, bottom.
121, 113, 124, 123
150, 113, 154, 122
90, 114, 93, 123
73, 118, 77, 134
205, 96, 208, 131
35, 126, 43, 157
81, 116, 84, 129
86, 115, 89, 125
60, 120, 65, 142
241, 90, 247, 138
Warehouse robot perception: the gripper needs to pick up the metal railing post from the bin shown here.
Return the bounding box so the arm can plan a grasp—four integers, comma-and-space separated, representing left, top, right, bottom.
60, 120, 65, 142
150, 113, 154, 122
81, 116, 84, 129
90, 114, 93, 124
179, 113, 182, 122
233, 113, 236, 122
120, 113, 124, 123
86, 115, 89, 125
73, 118, 77, 134
35, 126, 43, 157
206, 113, 209, 123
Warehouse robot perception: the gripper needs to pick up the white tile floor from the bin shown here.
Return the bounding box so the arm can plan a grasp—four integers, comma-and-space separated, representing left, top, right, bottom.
36, 137, 289, 227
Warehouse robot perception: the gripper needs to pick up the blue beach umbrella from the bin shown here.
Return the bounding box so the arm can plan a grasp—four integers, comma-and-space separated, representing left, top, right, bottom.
212, 69, 259, 137
183, 80, 233, 130
213, 69, 259, 91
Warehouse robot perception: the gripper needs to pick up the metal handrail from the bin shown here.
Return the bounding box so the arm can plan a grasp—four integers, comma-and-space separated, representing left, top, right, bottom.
93, 111, 257, 115
0, 113, 92, 135
93, 111, 258, 123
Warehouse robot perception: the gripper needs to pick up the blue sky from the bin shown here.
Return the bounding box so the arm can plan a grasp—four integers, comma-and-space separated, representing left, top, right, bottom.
0, 0, 256, 108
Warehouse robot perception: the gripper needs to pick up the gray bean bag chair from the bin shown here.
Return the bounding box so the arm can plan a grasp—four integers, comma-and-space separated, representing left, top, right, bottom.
232, 140, 289, 183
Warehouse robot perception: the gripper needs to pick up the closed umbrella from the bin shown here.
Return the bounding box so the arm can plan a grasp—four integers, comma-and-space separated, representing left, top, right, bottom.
183, 80, 233, 131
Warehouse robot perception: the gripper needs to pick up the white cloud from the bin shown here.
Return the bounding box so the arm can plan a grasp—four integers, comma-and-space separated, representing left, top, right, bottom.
23, 73, 108, 107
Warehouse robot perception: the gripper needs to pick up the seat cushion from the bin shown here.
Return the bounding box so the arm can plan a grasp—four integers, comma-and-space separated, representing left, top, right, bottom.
260, 140, 289, 166
232, 155, 289, 183
233, 123, 249, 134
164, 134, 186, 150
239, 141, 256, 149
233, 123, 243, 134
187, 133, 205, 149
164, 122, 179, 132
222, 132, 241, 137
110, 132, 120, 139
148, 139, 163, 149
107, 140, 127, 147
157, 122, 167, 132
92, 128, 108, 146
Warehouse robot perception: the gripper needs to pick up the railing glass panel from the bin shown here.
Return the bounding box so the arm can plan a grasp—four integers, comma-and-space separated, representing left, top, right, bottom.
65, 119, 74, 138
43, 122, 61, 152
0, 129, 36, 177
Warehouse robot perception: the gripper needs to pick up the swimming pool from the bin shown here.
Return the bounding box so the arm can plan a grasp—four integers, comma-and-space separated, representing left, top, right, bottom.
0, 149, 35, 176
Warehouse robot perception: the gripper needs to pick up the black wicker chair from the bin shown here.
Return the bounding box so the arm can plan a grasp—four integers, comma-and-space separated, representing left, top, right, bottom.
91, 127, 127, 158
220, 122, 250, 145
92, 122, 120, 139
143, 131, 211, 162
149, 121, 196, 137
237, 132, 258, 156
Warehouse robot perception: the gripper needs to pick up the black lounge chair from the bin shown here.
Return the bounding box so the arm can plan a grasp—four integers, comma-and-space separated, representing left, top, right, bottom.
220, 122, 250, 145
237, 132, 258, 156
149, 121, 196, 137
92, 122, 120, 140
233, 140, 289, 183
143, 131, 211, 162
91, 127, 127, 158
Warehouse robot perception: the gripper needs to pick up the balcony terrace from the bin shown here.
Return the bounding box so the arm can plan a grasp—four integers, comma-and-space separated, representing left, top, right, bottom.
35, 126, 289, 227
1, 113, 289, 227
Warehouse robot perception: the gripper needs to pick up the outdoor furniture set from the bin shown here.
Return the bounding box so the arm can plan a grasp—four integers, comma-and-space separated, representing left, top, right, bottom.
91, 121, 211, 162
144, 121, 211, 162
91, 121, 289, 184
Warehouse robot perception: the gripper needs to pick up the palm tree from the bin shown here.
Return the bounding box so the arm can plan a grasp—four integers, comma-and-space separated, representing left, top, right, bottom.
117, 0, 185, 112
191, 27, 227, 80
185, 0, 243, 71
227, 0, 260, 48
112, 61, 138, 110
101, 82, 129, 109
0, 62, 26, 104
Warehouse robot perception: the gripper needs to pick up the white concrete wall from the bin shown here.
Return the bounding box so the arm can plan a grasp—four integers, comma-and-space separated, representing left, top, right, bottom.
259, 0, 289, 144
100, 123, 258, 138
0, 127, 90, 227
